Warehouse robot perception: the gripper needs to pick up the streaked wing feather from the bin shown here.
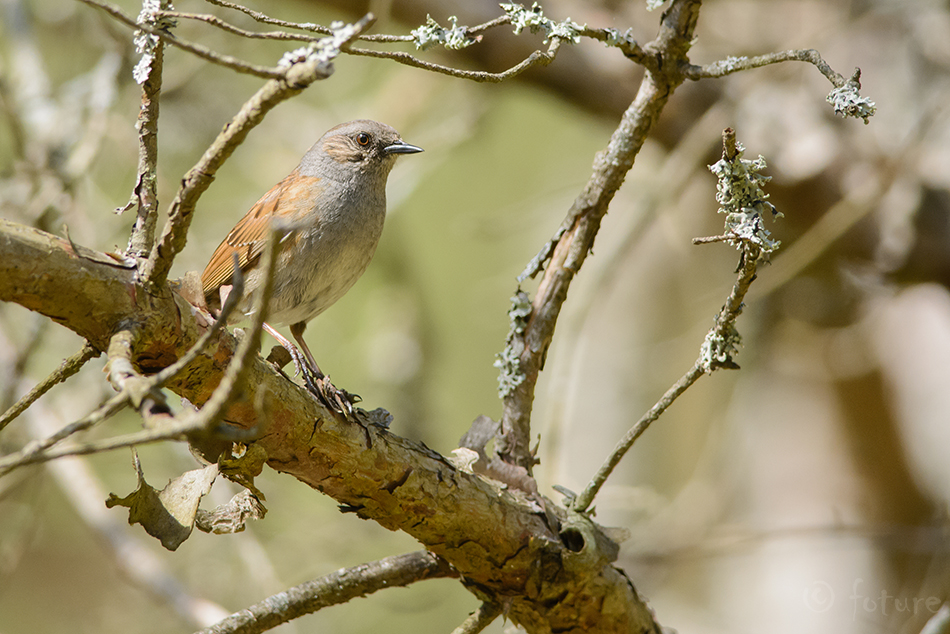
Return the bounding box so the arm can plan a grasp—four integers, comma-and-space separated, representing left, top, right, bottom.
201, 169, 309, 298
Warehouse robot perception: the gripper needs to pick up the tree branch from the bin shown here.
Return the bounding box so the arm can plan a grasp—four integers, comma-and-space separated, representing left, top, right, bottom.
496, 0, 703, 470
0, 342, 100, 432
573, 127, 779, 513
124, 3, 165, 260
0, 216, 661, 633
450, 602, 503, 634
77, 0, 286, 79
197, 551, 455, 634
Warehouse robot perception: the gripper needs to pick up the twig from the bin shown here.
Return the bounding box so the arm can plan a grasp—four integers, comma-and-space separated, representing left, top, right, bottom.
0, 414, 206, 473
158, 11, 315, 42
124, 3, 166, 260
77, 0, 285, 79
186, 227, 280, 432
140, 14, 375, 288
203, 0, 506, 43
0, 392, 130, 476
684, 48, 846, 87
348, 39, 560, 83
196, 551, 454, 634
572, 129, 772, 513
25, 406, 231, 628
0, 343, 100, 432
450, 602, 504, 634
573, 245, 763, 513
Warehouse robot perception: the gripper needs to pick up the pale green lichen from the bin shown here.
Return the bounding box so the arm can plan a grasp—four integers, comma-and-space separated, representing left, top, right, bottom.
494, 291, 532, 398
709, 55, 749, 74
277, 20, 354, 69
411, 15, 477, 51
826, 81, 877, 125
500, 2, 584, 44
601, 27, 637, 50
699, 322, 742, 372
646, 0, 668, 11
708, 144, 783, 258
133, 0, 176, 84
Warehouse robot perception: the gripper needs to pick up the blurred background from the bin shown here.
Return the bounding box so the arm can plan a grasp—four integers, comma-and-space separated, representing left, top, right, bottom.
1, 0, 949, 632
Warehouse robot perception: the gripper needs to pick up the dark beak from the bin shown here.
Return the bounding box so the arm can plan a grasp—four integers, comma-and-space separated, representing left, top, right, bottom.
384, 140, 424, 155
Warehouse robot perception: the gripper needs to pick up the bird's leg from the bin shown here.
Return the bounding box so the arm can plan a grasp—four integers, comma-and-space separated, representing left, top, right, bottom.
289, 322, 360, 415
263, 323, 315, 380
288, 321, 326, 395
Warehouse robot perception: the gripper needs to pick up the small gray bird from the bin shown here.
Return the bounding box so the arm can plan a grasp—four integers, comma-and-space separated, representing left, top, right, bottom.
202, 120, 423, 392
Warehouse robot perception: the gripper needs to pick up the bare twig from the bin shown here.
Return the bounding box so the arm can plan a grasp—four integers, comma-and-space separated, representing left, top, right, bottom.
203, 0, 506, 43
197, 551, 454, 634
0, 342, 100, 432
685, 48, 846, 86
572, 363, 704, 513
0, 392, 129, 476
348, 39, 561, 83
77, 0, 285, 79
451, 602, 504, 634
158, 11, 315, 42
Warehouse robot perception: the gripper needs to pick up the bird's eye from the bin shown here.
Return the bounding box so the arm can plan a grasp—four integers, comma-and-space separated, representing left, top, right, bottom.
355, 133, 371, 146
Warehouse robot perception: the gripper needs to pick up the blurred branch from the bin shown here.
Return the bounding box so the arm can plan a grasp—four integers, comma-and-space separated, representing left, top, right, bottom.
25, 406, 231, 627
495, 0, 703, 471
0, 342, 100, 433
450, 602, 503, 634
197, 551, 455, 634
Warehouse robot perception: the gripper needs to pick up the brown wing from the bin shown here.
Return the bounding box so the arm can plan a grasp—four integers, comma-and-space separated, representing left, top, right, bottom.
201, 169, 308, 300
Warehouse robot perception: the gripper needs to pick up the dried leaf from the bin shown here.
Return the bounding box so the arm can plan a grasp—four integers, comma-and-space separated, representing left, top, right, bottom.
107, 452, 218, 551
195, 489, 266, 534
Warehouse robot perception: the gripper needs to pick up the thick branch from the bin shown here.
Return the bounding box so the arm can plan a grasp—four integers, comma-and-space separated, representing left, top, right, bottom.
0, 218, 659, 633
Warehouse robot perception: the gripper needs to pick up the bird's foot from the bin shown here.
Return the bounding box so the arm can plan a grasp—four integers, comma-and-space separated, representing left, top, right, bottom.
308, 374, 361, 418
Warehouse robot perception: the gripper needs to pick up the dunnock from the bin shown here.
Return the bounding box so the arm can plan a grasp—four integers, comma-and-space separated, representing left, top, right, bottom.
201, 119, 423, 396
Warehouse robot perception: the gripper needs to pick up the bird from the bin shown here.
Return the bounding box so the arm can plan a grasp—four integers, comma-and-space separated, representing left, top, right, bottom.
201, 119, 423, 402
